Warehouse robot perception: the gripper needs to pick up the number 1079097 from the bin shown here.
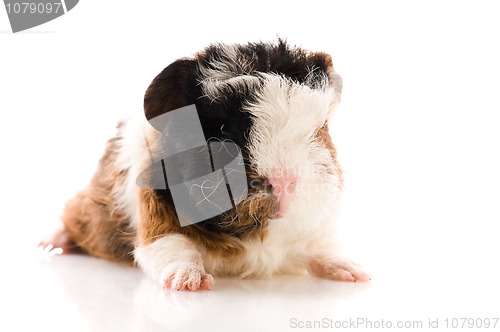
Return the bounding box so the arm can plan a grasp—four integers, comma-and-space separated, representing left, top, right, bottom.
5, 2, 62, 14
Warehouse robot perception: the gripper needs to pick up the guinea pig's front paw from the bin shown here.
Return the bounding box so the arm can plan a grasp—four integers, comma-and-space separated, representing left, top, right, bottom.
161, 263, 214, 291
308, 257, 371, 282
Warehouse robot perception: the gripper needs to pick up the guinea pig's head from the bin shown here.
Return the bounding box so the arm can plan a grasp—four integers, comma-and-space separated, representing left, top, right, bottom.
144, 40, 343, 237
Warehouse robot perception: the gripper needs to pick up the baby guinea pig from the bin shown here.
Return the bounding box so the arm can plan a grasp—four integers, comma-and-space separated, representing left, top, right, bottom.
40, 40, 370, 291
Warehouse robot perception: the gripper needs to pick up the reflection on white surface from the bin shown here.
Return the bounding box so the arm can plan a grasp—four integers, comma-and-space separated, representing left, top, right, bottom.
135, 272, 369, 332
22, 251, 371, 332
4, 246, 497, 332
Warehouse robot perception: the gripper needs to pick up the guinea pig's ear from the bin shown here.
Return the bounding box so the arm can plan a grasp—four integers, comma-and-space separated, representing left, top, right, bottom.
306, 52, 343, 101
144, 59, 200, 128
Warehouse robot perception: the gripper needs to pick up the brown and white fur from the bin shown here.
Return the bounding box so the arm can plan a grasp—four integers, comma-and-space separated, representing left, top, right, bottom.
40, 40, 370, 291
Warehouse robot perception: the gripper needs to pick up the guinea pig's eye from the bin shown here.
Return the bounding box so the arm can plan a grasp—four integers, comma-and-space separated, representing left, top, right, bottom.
220, 124, 230, 136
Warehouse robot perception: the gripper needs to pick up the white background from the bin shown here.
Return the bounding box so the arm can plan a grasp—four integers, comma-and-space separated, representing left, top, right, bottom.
1, 1, 499, 331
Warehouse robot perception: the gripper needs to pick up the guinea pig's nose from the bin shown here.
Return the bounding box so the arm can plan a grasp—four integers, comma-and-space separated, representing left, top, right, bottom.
268, 171, 297, 217
268, 175, 297, 196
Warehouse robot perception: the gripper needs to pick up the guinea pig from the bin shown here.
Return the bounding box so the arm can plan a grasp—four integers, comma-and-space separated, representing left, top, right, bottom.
39, 40, 370, 291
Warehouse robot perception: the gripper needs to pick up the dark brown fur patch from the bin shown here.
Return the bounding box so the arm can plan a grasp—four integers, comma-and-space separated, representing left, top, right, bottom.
61, 134, 135, 263
144, 59, 200, 123
307, 51, 342, 102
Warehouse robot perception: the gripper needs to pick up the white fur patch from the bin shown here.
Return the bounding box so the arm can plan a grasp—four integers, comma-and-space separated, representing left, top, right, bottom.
201, 75, 261, 102
246, 74, 340, 200
202, 215, 340, 278
112, 114, 151, 228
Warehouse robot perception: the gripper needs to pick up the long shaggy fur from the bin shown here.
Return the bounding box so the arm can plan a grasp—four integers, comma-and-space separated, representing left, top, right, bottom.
56, 40, 369, 291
